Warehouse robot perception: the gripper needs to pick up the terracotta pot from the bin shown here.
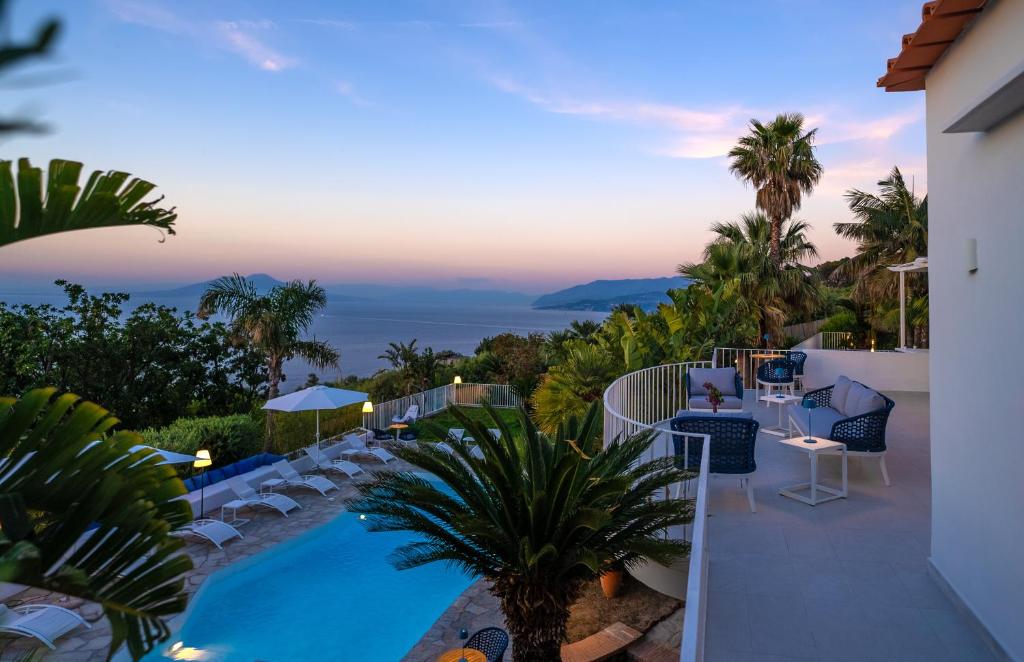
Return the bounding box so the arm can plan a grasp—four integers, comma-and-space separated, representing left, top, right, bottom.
600, 569, 623, 598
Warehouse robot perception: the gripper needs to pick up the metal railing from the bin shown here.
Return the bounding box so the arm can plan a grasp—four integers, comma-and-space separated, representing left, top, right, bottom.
602, 361, 713, 662
821, 331, 856, 350
362, 383, 520, 430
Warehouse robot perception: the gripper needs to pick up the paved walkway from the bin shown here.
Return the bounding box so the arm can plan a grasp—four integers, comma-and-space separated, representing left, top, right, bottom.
0, 458, 411, 661
704, 391, 997, 662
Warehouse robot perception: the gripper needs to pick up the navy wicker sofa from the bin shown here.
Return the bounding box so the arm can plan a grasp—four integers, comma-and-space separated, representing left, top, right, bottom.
183, 452, 285, 492
787, 375, 895, 485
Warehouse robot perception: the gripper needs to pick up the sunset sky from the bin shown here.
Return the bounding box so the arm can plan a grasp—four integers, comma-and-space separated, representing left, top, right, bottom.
2, 0, 926, 294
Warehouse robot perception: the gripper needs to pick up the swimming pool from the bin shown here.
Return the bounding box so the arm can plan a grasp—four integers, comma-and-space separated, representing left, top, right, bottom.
145, 489, 472, 660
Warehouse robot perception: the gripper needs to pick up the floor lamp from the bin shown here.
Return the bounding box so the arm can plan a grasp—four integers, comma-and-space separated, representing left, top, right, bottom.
194, 449, 212, 516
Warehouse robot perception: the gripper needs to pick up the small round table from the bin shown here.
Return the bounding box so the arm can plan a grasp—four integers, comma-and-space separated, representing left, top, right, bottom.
389, 422, 409, 443
437, 649, 486, 662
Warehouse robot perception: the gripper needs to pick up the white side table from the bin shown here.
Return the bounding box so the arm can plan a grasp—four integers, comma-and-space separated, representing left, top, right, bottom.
777, 436, 848, 505
260, 478, 286, 494
220, 500, 251, 526
758, 394, 802, 436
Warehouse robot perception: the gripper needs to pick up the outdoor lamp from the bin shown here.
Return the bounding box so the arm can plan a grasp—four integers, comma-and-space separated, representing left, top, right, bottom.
362, 401, 373, 414
800, 398, 818, 444
453, 375, 462, 384
194, 449, 212, 517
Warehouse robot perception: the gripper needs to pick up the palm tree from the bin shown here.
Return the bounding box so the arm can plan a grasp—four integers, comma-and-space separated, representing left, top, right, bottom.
532, 341, 618, 432
198, 275, 339, 451
679, 212, 821, 345
728, 113, 823, 264
0, 388, 194, 659
349, 403, 693, 662
833, 166, 928, 302
0, 158, 178, 247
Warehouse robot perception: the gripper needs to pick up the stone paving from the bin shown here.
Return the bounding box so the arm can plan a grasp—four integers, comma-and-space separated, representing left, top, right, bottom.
402, 580, 506, 662
0, 458, 413, 661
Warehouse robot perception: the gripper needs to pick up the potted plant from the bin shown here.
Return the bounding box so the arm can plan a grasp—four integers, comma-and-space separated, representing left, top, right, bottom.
600, 559, 625, 599
704, 381, 724, 413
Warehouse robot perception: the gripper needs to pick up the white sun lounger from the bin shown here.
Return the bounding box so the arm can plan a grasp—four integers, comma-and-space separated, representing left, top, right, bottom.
393, 404, 419, 424
268, 460, 339, 496
0, 604, 91, 650
341, 434, 397, 464
171, 519, 244, 549
303, 447, 366, 479
447, 428, 465, 442
470, 445, 485, 460
225, 476, 301, 518
435, 441, 456, 455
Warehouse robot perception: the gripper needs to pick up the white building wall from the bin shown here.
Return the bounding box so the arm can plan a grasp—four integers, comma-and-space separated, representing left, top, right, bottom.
799, 349, 929, 393
925, 1, 1024, 657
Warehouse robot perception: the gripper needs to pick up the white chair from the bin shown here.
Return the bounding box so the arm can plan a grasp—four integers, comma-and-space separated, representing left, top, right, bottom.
487, 428, 502, 440
303, 447, 366, 479
224, 476, 301, 519
171, 519, 244, 549
267, 460, 338, 496
469, 446, 485, 460
340, 434, 397, 464
435, 442, 456, 456
447, 428, 465, 442
0, 604, 90, 650
393, 404, 419, 424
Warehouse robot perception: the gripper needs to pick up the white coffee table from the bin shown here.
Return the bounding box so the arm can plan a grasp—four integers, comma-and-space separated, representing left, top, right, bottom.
759, 393, 802, 436
777, 436, 848, 505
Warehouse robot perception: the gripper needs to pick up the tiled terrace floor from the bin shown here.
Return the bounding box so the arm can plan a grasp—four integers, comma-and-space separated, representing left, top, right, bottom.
704, 391, 997, 662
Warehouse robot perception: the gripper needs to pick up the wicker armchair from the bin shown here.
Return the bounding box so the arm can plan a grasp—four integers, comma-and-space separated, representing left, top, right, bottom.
756, 358, 796, 401
466, 627, 509, 662
671, 413, 760, 512
398, 428, 418, 442
685, 369, 744, 411
787, 351, 808, 389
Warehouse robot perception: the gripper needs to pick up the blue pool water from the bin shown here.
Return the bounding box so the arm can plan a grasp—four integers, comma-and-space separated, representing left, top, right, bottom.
145, 494, 472, 660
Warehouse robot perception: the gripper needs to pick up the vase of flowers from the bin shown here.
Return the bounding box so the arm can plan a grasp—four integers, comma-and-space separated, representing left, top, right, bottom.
704, 382, 723, 413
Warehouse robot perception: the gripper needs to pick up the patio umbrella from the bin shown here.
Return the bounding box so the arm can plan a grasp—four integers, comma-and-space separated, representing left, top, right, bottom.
129, 445, 197, 465
262, 385, 370, 455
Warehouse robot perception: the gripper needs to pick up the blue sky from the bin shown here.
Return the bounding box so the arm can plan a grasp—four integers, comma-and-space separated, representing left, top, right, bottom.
2, 0, 926, 293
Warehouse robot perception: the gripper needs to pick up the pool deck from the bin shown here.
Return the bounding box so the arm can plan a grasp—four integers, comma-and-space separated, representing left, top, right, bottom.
0, 458, 413, 661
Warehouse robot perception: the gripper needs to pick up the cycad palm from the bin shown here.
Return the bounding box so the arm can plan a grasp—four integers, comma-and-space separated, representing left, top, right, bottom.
728, 113, 823, 263
532, 341, 618, 432
198, 275, 338, 450
833, 166, 928, 301
349, 403, 693, 662
679, 212, 821, 344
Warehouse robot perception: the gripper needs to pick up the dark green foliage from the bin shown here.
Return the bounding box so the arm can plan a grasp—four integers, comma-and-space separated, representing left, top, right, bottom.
0, 388, 193, 659
0, 281, 267, 429
140, 415, 263, 466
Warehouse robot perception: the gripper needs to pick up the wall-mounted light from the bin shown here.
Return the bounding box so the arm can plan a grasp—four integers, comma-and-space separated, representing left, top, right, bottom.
967, 238, 978, 274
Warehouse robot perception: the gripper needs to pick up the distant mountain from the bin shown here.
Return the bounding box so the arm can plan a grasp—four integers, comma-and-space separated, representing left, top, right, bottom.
324, 283, 534, 305
138, 273, 288, 297
533, 277, 690, 311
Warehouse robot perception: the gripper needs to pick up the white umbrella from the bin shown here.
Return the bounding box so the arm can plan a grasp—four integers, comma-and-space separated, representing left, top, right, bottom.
262, 385, 370, 445
129, 445, 197, 465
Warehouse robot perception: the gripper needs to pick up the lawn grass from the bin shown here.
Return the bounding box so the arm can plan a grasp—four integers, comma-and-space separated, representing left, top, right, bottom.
414, 406, 524, 441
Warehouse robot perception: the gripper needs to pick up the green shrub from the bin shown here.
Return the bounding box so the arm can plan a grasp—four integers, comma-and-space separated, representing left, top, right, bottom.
820, 309, 858, 333
140, 414, 262, 466
270, 404, 363, 455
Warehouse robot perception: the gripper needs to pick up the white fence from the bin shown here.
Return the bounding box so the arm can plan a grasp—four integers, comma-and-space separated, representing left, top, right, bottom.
602, 361, 713, 662
821, 331, 856, 350
362, 383, 520, 430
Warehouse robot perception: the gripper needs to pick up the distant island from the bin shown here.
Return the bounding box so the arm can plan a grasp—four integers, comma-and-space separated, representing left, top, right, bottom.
533, 277, 691, 311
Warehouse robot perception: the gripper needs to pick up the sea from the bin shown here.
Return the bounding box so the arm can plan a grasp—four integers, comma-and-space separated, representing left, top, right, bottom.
0, 293, 607, 380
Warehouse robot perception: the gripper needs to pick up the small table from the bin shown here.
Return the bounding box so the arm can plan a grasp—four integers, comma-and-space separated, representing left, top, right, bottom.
776, 436, 848, 506
437, 649, 486, 662
389, 422, 408, 443
260, 478, 286, 494
220, 500, 251, 526
758, 394, 802, 436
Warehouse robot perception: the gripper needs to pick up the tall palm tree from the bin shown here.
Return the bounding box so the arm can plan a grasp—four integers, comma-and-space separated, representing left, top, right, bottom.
349, 403, 693, 662
198, 275, 338, 451
679, 212, 821, 345
728, 113, 823, 263
0, 388, 194, 659
833, 166, 928, 302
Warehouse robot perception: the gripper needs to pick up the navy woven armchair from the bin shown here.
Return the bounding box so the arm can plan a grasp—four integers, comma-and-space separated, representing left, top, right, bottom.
792, 376, 896, 484
787, 351, 808, 389
671, 412, 760, 512
756, 358, 796, 401
685, 367, 744, 411
371, 428, 394, 441
466, 627, 509, 662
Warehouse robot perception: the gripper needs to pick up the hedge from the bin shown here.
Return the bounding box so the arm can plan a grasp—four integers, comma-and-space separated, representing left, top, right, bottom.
140, 414, 263, 467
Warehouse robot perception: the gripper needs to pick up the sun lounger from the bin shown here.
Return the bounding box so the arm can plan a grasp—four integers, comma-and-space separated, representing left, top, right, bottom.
267, 460, 338, 496
341, 434, 397, 463
224, 476, 301, 518
393, 404, 419, 424
171, 519, 244, 549
470, 445, 485, 460
435, 441, 456, 455
447, 428, 465, 442
303, 446, 366, 479
0, 604, 90, 650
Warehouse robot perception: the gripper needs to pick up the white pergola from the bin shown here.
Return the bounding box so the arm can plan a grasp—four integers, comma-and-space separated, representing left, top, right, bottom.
887, 257, 928, 350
